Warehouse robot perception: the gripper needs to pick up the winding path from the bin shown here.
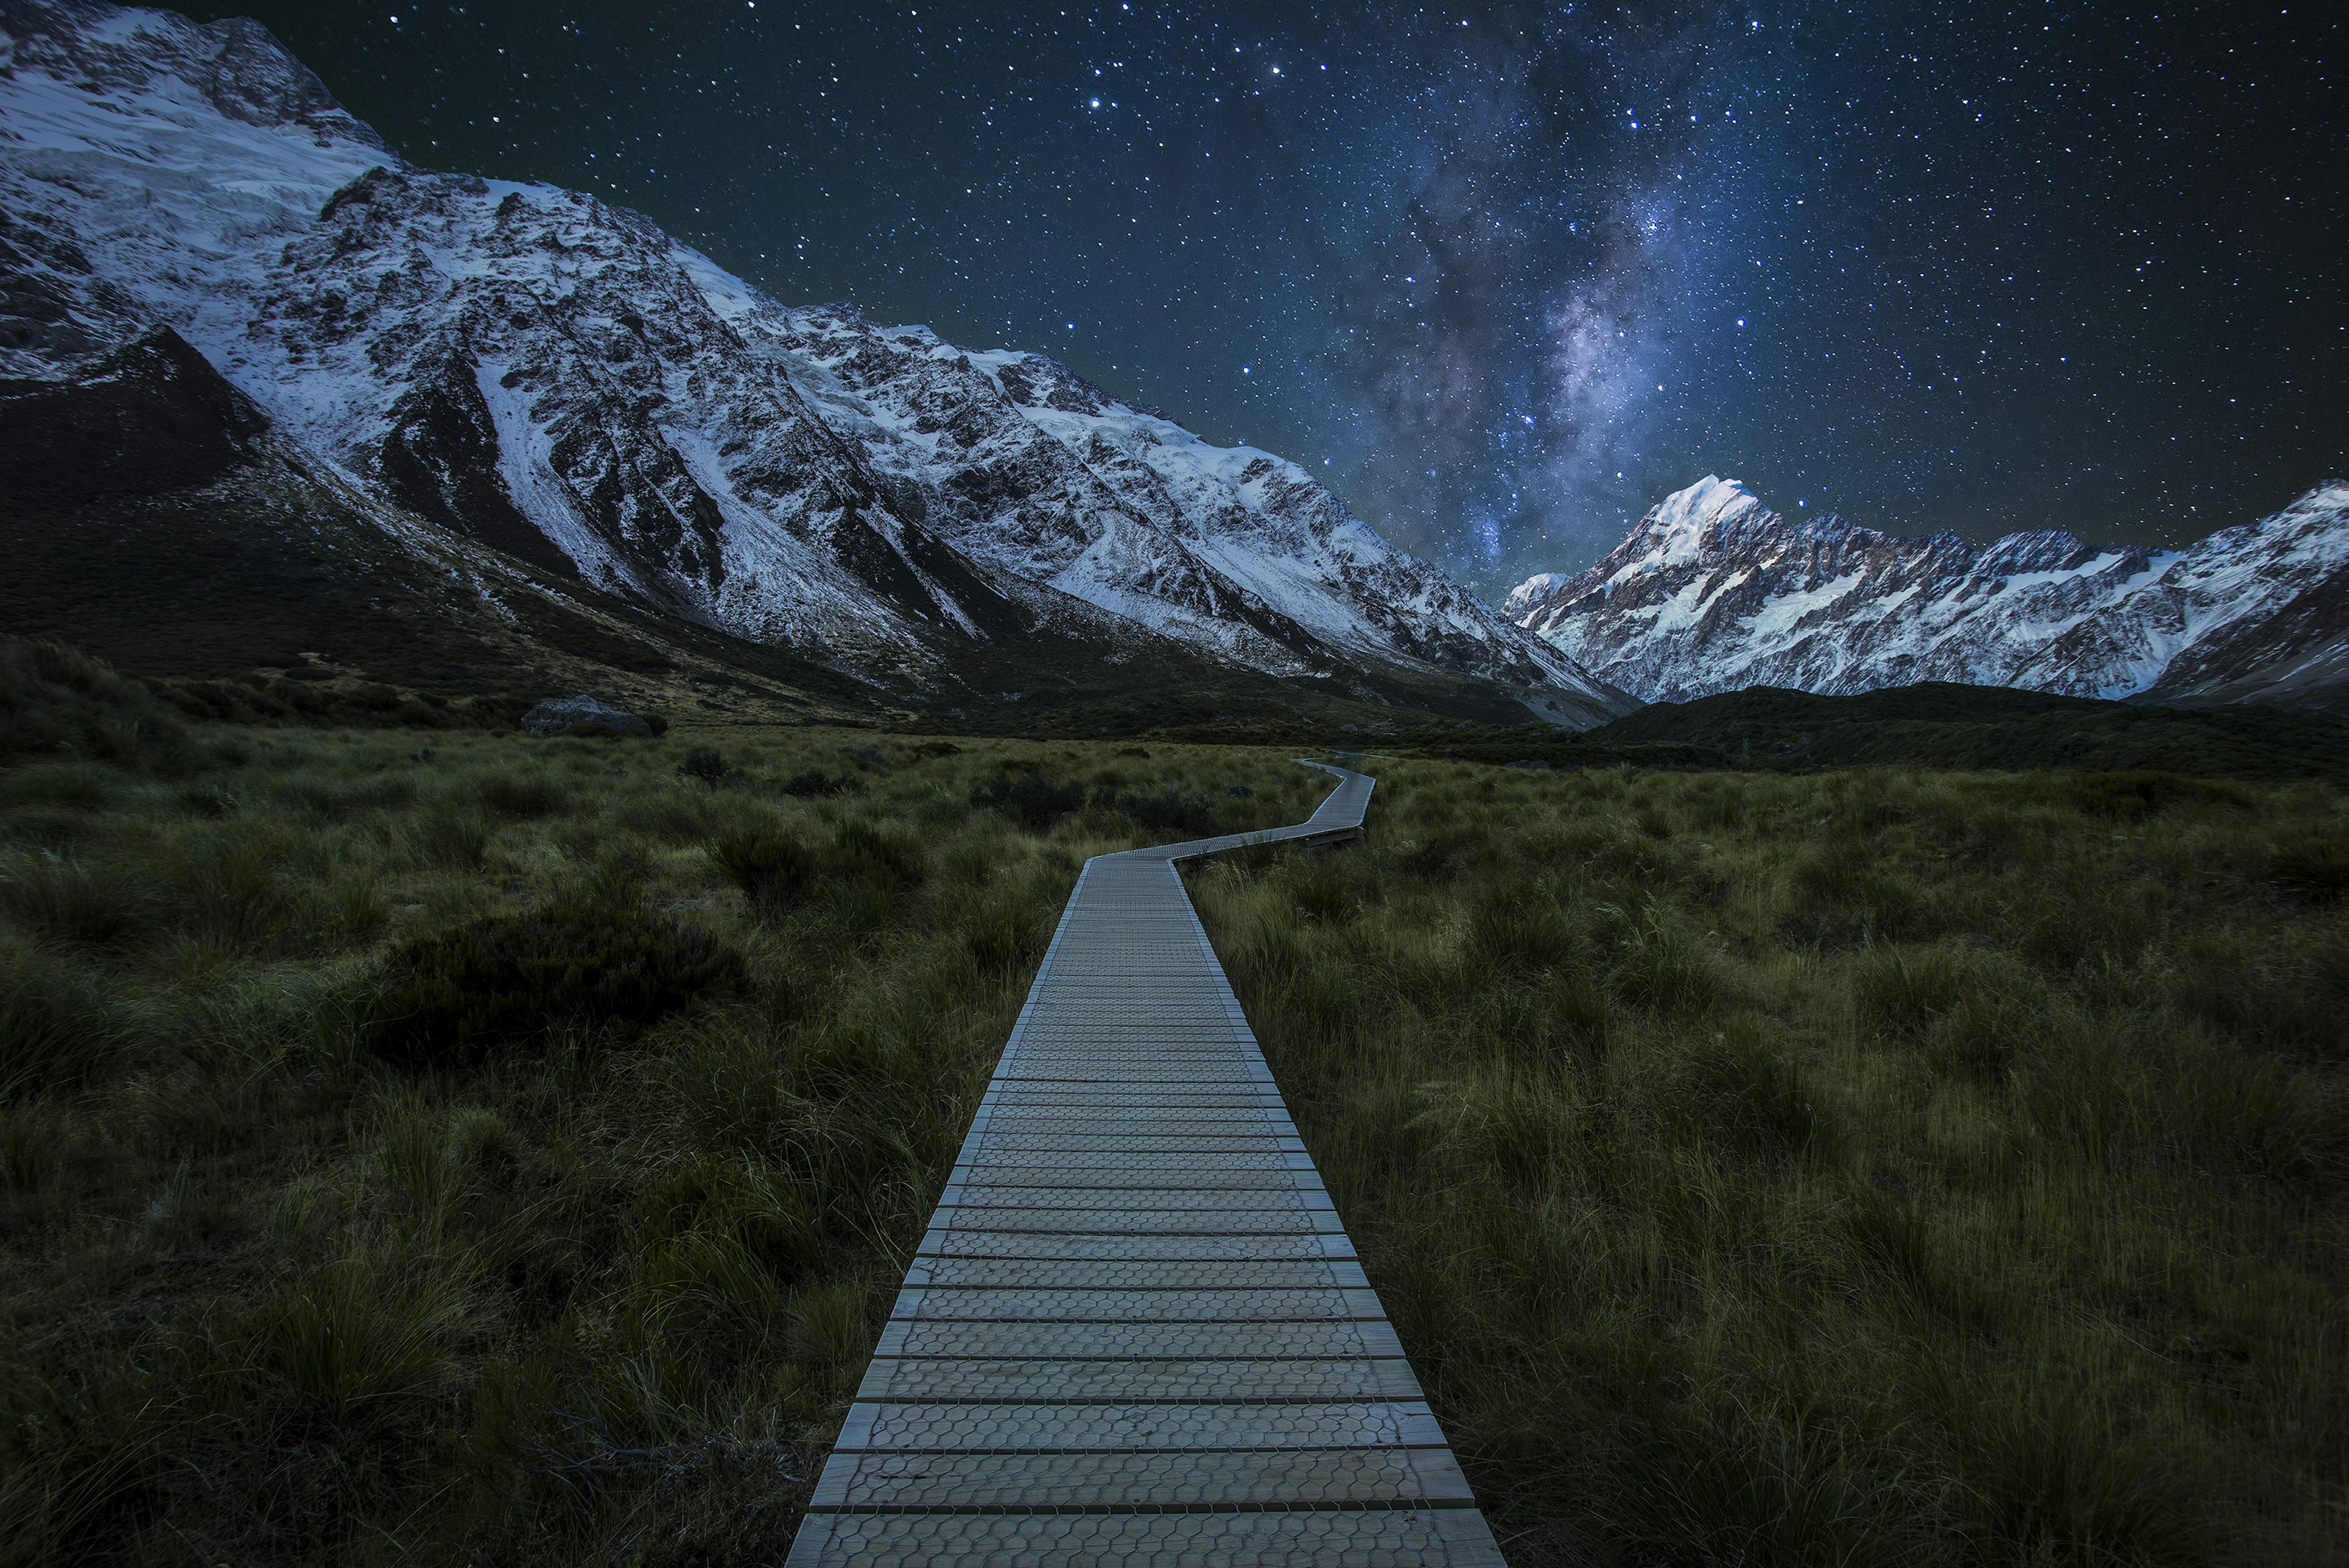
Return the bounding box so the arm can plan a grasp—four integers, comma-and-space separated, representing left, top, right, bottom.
787, 764, 1503, 1566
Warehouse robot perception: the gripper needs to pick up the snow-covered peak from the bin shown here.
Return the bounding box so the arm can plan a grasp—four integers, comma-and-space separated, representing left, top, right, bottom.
1, 1, 390, 152
1500, 571, 1569, 619
1507, 475, 2349, 712
1617, 475, 1770, 569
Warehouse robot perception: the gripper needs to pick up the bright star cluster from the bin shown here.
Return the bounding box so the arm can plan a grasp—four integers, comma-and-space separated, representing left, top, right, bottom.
191, 1, 2345, 593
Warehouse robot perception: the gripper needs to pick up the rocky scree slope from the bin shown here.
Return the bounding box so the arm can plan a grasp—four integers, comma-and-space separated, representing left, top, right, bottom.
1506, 476, 2349, 712
0, 1, 1627, 725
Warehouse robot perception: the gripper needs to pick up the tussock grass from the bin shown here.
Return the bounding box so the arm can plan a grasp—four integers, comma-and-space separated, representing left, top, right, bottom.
0, 689, 1327, 1564
1189, 759, 2349, 1566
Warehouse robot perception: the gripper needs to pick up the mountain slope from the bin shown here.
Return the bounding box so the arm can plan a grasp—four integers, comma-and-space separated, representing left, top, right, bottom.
0, 1, 1629, 727
1506, 476, 2349, 712
0, 325, 886, 718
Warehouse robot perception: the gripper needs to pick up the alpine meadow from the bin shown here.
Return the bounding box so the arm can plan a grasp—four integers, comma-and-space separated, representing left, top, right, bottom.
3, 639, 2345, 1564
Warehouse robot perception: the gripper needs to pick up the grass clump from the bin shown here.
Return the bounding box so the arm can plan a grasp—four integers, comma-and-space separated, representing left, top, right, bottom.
0, 636, 192, 773
2271, 830, 2349, 905
368, 900, 744, 1067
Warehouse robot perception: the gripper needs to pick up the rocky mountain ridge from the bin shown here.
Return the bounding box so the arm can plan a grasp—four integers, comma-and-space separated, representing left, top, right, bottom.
0, 0, 1630, 726
1507, 475, 2349, 713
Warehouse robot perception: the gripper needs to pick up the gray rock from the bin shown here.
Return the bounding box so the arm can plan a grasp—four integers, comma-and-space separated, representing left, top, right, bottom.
522, 695, 653, 738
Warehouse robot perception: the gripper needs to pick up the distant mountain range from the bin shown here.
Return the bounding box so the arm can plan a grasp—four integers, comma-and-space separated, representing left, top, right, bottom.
0, 1, 1630, 729
1507, 476, 2349, 714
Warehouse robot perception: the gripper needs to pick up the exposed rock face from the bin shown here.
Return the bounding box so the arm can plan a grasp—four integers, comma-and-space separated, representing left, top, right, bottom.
520, 696, 655, 738
0, 2, 1630, 725
1505, 477, 2349, 712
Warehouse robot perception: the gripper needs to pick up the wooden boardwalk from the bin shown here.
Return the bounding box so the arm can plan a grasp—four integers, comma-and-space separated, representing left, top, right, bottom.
787, 764, 1504, 1566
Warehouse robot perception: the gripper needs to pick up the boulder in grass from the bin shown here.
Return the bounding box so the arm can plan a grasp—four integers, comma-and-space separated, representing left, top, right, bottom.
521, 695, 659, 738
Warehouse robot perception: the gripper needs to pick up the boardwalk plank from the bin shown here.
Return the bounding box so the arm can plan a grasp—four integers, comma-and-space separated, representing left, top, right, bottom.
790, 765, 1502, 1564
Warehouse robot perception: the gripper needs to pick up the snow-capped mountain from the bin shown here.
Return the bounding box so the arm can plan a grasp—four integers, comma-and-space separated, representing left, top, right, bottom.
1505, 476, 2349, 713
0, 1, 1628, 724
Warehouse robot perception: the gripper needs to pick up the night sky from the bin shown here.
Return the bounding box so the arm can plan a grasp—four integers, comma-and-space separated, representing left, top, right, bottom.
186, 1, 2346, 596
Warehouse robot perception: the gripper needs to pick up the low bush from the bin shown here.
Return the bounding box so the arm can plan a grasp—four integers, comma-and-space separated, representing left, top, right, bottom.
1097, 788, 1217, 835
2055, 769, 2248, 820
368, 900, 745, 1067
477, 771, 572, 820
970, 771, 1086, 830
711, 827, 817, 910
679, 748, 729, 793
782, 770, 857, 798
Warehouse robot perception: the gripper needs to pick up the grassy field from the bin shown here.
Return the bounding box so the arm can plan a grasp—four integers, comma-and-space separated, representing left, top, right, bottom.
4, 639, 2346, 1564
0, 643, 1330, 1564
1190, 760, 2348, 1566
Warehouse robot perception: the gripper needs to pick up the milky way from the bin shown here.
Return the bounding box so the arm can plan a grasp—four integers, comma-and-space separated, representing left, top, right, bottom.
189, 1, 2345, 596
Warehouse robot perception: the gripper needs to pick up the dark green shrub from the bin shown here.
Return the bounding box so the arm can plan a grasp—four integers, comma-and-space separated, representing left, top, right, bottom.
679, 748, 728, 793
712, 827, 817, 910
1099, 789, 1217, 835
368, 901, 744, 1068
2057, 770, 2246, 821
783, 770, 856, 798
476, 773, 571, 820
970, 773, 1086, 830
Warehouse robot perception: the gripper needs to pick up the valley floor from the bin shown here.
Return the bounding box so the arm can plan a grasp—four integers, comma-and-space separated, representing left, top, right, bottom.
2, 660, 2343, 1565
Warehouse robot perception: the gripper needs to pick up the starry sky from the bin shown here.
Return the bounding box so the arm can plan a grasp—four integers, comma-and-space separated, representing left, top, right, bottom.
188, 1, 2345, 597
